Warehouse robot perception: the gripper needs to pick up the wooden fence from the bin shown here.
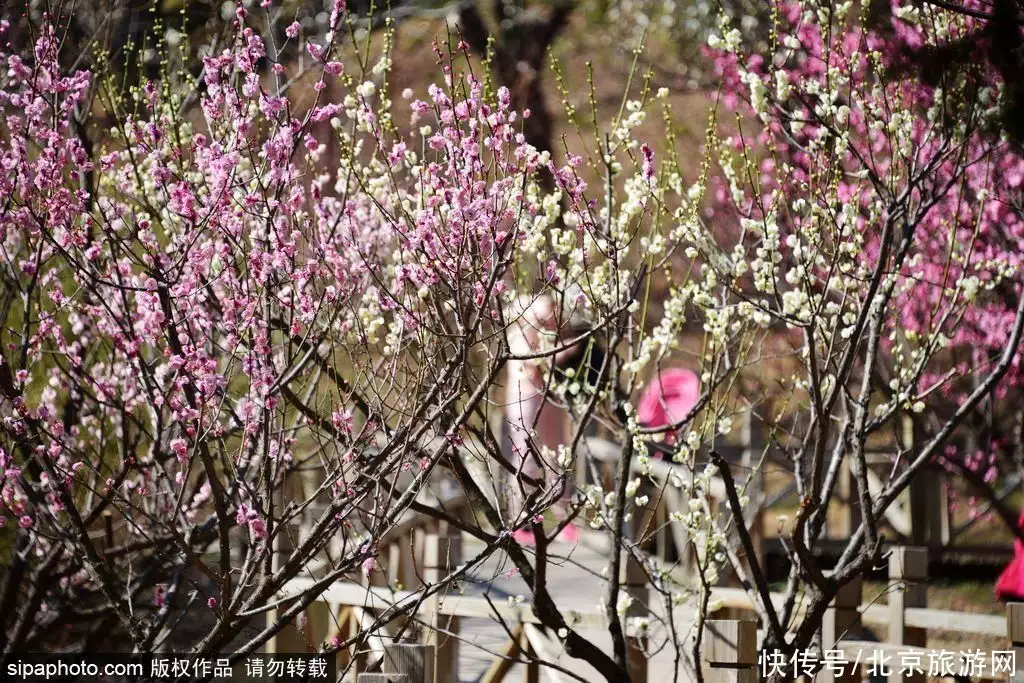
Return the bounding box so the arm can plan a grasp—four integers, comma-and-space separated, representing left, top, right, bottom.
702, 545, 1015, 682
266, 406, 1021, 681
272, 497, 1019, 682
268, 491, 468, 680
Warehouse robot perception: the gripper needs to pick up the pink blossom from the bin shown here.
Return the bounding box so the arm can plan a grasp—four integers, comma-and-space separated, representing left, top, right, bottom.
249, 518, 267, 539
0, 17, 585, 641
707, 0, 1024, 487
170, 438, 188, 464
331, 409, 353, 432
330, 0, 347, 29
641, 143, 655, 180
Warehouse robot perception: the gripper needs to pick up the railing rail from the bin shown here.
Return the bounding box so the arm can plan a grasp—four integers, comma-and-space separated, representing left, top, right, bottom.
268, 412, 1011, 682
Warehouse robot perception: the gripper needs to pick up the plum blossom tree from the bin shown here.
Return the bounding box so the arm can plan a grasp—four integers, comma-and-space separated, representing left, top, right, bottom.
0, 2, 726, 672
1, 0, 1023, 681
716, 0, 1024, 520
0, 0, 564, 657
874, 0, 1024, 522
699, 0, 1024, 672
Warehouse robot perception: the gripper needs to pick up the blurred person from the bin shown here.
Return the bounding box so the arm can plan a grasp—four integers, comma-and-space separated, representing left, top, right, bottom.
996, 510, 1024, 601
504, 293, 590, 545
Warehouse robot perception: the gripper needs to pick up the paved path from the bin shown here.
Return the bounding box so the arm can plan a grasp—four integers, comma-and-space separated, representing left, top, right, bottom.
451, 534, 696, 683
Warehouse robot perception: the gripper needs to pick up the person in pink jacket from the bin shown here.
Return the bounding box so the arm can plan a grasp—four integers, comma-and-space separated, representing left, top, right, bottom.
996, 510, 1024, 601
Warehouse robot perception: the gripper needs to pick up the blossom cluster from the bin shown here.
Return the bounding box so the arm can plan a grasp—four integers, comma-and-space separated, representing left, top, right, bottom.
705, 0, 1024, 476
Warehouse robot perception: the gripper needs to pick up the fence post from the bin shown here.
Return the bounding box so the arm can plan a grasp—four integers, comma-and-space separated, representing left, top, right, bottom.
661, 486, 696, 582
329, 603, 358, 672
888, 546, 927, 683
424, 527, 461, 683
1007, 603, 1024, 682
821, 576, 863, 683
267, 517, 306, 654
352, 532, 392, 673
702, 619, 757, 683
620, 550, 649, 683
834, 460, 861, 540
903, 415, 950, 549
740, 409, 765, 570
304, 599, 331, 656
388, 531, 416, 590
521, 628, 539, 683
383, 643, 435, 683
909, 468, 949, 548
653, 492, 669, 562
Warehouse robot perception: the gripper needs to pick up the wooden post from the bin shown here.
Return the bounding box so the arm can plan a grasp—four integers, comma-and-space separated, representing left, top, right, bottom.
348, 536, 391, 673
267, 518, 306, 653
834, 459, 861, 540
663, 486, 696, 582
910, 468, 949, 548
740, 409, 765, 571
383, 643, 435, 683
937, 469, 951, 546
304, 600, 331, 655
230, 526, 249, 569
1007, 602, 1024, 682
298, 485, 330, 651
497, 416, 513, 518
424, 529, 461, 683
702, 619, 757, 683
621, 551, 649, 683
521, 628, 539, 683
888, 547, 927, 683
330, 604, 358, 672
358, 675, 409, 683
904, 414, 949, 549
480, 625, 524, 683
654, 491, 669, 563
821, 576, 863, 683
388, 532, 416, 590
